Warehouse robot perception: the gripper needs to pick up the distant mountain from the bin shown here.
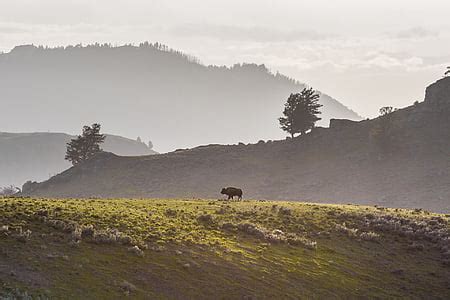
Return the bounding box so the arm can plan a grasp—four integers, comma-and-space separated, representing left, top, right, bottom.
0, 43, 360, 152
0, 132, 156, 187
25, 78, 450, 212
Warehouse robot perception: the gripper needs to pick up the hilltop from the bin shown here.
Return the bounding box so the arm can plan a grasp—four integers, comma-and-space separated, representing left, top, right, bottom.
24, 78, 450, 212
0, 132, 156, 188
0, 43, 360, 152
0, 197, 449, 298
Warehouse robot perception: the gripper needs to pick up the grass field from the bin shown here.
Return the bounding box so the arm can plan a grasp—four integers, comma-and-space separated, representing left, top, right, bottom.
1, 197, 449, 299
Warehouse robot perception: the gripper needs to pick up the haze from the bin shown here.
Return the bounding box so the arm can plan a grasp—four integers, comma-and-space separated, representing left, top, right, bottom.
0, 0, 449, 146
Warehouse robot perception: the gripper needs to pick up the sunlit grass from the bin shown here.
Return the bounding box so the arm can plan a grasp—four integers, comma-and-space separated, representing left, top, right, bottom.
0, 197, 449, 299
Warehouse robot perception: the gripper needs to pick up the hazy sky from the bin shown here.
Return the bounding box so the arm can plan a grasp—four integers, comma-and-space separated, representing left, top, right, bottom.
1, 0, 449, 117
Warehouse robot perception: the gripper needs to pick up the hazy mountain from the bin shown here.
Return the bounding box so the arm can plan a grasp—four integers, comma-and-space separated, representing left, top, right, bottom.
0, 43, 360, 152
24, 78, 450, 212
0, 132, 156, 188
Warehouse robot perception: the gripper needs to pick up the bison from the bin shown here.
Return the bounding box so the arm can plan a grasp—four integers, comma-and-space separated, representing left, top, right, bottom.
221, 187, 243, 200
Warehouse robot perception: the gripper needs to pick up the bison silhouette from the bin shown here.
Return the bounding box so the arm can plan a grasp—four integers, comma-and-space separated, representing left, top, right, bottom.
221, 187, 243, 200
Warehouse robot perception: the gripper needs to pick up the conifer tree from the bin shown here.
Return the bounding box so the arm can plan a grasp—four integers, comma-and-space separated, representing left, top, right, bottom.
279, 88, 323, 138
65, 123, 106, 165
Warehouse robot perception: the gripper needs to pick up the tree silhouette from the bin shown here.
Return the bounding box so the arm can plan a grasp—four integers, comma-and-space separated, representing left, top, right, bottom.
279, 88, 323, 138
379, 106, 395, 116
65, 123, 106, 165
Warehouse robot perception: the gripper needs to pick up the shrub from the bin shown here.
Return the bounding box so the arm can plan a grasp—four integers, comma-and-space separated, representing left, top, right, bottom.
36, 209, 49, 217
197, 214, 214, 225
0, 225, 9, 233
335, 223, 358, 237
265, 230, 287, 244
118, 235, 132, 245
91, 228, 133, 245
120, 280, 137, 296
128, 245, 144, 257
221, 222, 236, 231
359, 231, 380, 242
407, 242, 425, 251
278, 207, 292, 216
71, 227, 82, 241
215, 207, 227, 214
93, 230, 117, 244
297, 238, 317, 250
16, 229, 32, 243
47, 219, 67, 231
165, 209, 178, 217
237, 222, 266, 239
81, 224, 95, 238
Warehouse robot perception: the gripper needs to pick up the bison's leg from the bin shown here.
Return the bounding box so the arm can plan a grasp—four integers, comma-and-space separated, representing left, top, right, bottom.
228, 195, 232, 200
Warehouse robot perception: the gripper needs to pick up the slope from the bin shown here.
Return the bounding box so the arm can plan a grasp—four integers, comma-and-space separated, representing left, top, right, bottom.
0, 197, 449, 298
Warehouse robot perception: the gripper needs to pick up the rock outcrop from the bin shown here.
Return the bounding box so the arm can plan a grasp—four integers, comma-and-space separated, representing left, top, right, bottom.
425, 77, 450, 109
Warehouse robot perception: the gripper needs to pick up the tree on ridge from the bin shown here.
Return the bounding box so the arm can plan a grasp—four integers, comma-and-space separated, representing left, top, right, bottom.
65, 123, 106, 166
279, 88, 323, 138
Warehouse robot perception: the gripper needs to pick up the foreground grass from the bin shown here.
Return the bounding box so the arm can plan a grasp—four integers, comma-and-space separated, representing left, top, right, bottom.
0, 197, 449, 299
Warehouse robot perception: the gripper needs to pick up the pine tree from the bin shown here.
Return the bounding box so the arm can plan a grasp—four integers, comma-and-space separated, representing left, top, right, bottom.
379, 106, 395, 116
65, 123, 106, 165
279, 88, 323, 138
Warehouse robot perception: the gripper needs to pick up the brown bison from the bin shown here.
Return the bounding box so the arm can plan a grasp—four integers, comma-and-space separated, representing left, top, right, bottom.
221, 187, 243, 200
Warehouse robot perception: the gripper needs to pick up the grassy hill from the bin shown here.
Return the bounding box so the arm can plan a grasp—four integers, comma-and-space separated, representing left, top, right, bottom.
1, 197, 449, 298
24, 77, 450, 212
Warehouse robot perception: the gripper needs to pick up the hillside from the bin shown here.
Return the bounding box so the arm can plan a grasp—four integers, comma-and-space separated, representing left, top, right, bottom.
1, 197, 449, 298
0, 132, 156, 188
24, 78, 450, 212
0, 43, 360, 152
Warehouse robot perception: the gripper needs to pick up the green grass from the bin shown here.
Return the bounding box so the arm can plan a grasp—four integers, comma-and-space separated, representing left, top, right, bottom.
1, 197, 449, 299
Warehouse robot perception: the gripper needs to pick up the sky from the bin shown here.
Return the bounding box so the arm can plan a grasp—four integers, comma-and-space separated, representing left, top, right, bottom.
0, 0, 449, 118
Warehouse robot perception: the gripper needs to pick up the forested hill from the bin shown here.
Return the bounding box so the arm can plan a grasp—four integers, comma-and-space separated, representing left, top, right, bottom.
0, 43, 360, 152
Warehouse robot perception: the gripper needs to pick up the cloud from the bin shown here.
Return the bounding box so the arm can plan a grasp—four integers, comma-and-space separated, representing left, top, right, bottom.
169, 24, 332, 43
0, 22, 111, 36
394, 27, 439, 40
0, 23, 32, 34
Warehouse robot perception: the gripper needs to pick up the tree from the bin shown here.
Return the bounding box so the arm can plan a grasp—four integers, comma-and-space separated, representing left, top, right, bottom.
379, 106, 398, 116
379, 106, 394, 116
279, 88, 323, 138
65, 123, 106, 165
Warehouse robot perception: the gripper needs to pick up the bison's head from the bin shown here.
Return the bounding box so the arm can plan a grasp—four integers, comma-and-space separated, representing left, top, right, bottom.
220, 188, 227, 194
